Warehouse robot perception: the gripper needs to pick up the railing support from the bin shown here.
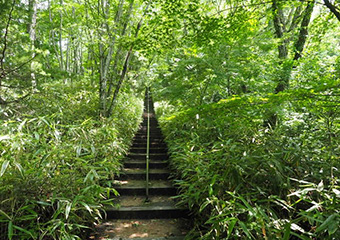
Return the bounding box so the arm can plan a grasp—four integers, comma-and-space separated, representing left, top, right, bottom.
145, 87, 150, 201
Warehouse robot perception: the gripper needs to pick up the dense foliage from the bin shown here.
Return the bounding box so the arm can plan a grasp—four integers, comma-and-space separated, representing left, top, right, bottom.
0, 81, 143, 239
1, 0, 340, 239
158, 86, 339, 239
151, 0, 340, 239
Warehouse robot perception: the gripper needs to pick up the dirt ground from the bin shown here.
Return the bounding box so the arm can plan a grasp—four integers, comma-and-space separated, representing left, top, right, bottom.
91, 218, 189, 239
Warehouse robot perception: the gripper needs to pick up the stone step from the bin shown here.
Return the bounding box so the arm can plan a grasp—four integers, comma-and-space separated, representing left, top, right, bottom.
138, 125, 161, 129
142, 116, 157, 121
129, 147, 167, 154
124, 160, 168, 169
135, 136, 163, 140
92, 219, 189, 240
140, 124, 159, 128
119, 168, 170, 180
136, 131, 162, 136
136, 129, 162, 133
131, 143, 167, 148
134, 134, 163, 138
141, 121, 157, 124
102, 237, 184, 240
113, 196, 176, 207
113, 180, 176, 196
138, 126, 161, 132
106, 201, 188, 219
133, 138, 164, 143
127, 153, 168, 160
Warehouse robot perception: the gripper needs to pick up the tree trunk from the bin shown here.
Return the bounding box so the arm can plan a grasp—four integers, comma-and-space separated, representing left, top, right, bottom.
28, 0, 37, 90
107, 7, 147, 117
59, 0, 64, 71
98, 0, 125, 117
272, 0, 290, 93
99, 43, 106, 117
266, 0, 315, 128
0, 0, 15, 103
1, 1, 15, 77
294, 1, 315, 60
107, 0, 134, 97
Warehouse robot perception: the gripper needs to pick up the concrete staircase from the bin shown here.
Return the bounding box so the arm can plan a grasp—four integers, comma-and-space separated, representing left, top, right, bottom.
93, 91, 189, 240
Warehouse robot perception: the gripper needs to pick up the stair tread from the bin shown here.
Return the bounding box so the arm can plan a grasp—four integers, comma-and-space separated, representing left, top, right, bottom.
128, 153, 168, 156
122, 168, 170, 174
114, 180, 174, 189
114, 196, 175, 207
107, 201, 185, 211
101, 237, 184, 240
123, 161, 168, 169
124, 159, 167, 163
130, 147, 166, 150
93, 219, 189, 240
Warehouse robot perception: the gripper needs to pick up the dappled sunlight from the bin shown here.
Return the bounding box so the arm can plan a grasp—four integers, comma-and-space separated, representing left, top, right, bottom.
130, 233, 149, 238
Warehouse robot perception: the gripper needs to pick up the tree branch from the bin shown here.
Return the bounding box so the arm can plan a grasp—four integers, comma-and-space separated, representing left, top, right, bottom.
0, 0, 15, 78
6, 55, 37, 75
323, 0, 340, 22
0, 84, 26, 89
0, 92, 31, 105
107, 3, 150, 117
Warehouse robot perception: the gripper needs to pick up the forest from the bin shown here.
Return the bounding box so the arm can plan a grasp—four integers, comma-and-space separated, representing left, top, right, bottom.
0, 0, 339, 239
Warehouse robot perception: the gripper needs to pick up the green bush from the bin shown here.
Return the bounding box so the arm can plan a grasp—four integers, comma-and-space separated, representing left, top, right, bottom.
0, 80, 143, 239
157, 86, 339, 239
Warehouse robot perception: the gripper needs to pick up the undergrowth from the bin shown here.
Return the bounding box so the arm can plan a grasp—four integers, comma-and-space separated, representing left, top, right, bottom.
0, 80, 143, 239
157, 85, 340, 239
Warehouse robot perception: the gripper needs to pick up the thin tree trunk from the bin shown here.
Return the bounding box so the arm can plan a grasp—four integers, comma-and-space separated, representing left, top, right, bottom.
65, 38, 70, 73
99, 43, 106, 117
323, 0, 340, 22
266, 0, 314, 128
107, 0, 134, 97
107, 6, 148, 117
59, 0, 64, 71
29, 0, 37, 90
272, 0, 290, 93
98, 0, 125, 117
294, 1, 314, 60
0, 0, 15, 104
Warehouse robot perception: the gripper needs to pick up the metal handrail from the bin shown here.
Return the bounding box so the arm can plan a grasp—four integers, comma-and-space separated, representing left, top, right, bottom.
145, 88, 150, 201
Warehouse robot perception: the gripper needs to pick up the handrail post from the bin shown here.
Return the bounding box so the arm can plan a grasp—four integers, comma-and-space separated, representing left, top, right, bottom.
146, 87, 150, 201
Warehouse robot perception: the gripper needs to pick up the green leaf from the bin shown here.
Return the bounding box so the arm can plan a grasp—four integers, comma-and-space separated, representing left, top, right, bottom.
239, 221, 253, 239
0, 160, 10, 177
13, 225, 34, 238
8, 221, 13, 240
317, 180, 324, 192
283, 223, 291, 240
65, 202, 72, 220
199, 198, 211, 213
290, 231, 312, 240
79, 201, 92, 214
328, 218, 338, 235
36, 201, 52, 206
228, 218, 237, 237
13, 162, 24, 177
316, 214, 336, 233
111, 188, 119, 197
332, 189, 340, 198
0, 209, 12, 220
291, 223, 305, 233
73, 224, 90, 229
